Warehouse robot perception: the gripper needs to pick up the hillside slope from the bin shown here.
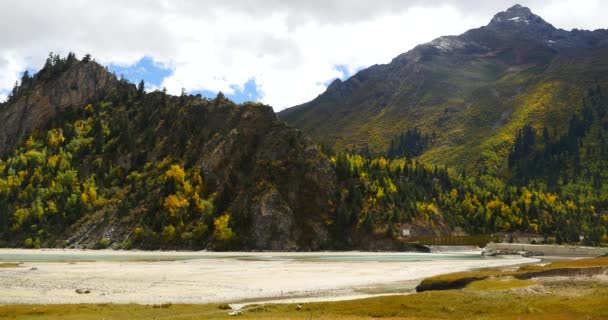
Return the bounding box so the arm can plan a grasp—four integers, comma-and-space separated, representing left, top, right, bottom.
279, 5, 608, 173
0, 56, 335, 250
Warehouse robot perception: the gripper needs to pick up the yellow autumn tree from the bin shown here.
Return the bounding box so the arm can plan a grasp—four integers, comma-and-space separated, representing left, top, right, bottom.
47, 129, 65, 148
165, 164, 186, 186
213, 212, 235, 241
162, 224, 176, 242
163, 194, 189, 217
81, 178, 98, 207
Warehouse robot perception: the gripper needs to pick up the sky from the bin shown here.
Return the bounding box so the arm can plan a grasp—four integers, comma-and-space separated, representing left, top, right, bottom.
1, 0, 607, 111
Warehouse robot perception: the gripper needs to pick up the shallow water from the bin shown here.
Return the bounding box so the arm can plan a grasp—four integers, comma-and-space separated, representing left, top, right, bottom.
0, 249, 488, 263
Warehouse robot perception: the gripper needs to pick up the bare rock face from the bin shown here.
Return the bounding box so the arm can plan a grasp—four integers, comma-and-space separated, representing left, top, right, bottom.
251, 189, 297, 250
197, 103, 334, 250
0, 61, 118, 155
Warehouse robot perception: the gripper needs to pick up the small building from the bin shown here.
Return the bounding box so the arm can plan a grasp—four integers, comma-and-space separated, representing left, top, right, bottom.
400, 224, 411, 237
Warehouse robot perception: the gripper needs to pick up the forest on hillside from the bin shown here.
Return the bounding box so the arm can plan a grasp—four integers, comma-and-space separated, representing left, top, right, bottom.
0, 55, 607, 249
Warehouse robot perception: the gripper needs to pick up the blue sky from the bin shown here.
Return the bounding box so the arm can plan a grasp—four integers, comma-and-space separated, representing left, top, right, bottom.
107, 58, 354, 104
108, 57, 262, 102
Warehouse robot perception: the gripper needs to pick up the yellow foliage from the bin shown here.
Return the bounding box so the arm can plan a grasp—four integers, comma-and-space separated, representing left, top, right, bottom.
500, 203, 510, 218
133, 227, 144, 240
461, 197, 475, 216
566, 200, 577, 210
165, 164, 186, 186
47, 129, 65, 148
161, 225, 176, 242
47, 155, 59, 168
163, 194, 189, 217
24, 150, 45, 166
183, 181, 193, 196
450, 189, 458, 199
471, 195, 480, 206
191, 193, 205, 214
486, 199, 503, 212
12, 208, 30, 231
540, 192, 557, 205
46, 201, 58, 215
213, 212, 235, 241
376, 187, 385, 199
522, 189, 532, 208
384, 178, 397, 194
81, 179, 97, 207
348, 154, 365, 171
530, 223, 539, 233
371, 157, 388, 170
25, 136, 35, 148
417, 202, 439, 217
7, 175, 21, 189
193, 172, 204, 194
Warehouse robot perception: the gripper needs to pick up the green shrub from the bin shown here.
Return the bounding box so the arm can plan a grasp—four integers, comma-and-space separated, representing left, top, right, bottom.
98, 237, 111, 249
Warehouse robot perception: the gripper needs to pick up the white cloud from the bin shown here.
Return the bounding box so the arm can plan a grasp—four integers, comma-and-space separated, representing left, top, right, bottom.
0, 1, 606, 110
0, 51, 28, 100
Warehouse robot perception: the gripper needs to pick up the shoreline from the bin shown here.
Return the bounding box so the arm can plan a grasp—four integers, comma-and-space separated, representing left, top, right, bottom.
0, 249, 537, 306
2, 256, 606, 319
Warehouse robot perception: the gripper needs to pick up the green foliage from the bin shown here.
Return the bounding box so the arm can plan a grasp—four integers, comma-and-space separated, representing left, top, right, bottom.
0, 60, 224, 249
2, 53, 606, 250
98, 237, 110, 249
330, 150, 607, 243
23, 237, 34, 248
387, 128, 432, 159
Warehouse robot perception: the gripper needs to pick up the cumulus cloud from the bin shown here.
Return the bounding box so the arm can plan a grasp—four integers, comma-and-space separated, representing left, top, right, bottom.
0, 0, 606, 108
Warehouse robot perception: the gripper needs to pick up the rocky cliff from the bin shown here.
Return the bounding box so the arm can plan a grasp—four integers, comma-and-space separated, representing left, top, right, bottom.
0, 61, 118, 155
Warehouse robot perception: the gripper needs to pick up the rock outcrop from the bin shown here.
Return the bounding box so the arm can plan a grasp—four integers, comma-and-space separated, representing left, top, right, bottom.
0, 61, 118, 155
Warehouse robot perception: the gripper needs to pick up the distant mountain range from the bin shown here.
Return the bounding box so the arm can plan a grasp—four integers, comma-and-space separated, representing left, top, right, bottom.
279, 4, 608, 173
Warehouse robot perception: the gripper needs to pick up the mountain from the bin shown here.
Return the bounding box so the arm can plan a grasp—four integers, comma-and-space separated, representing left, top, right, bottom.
0, 55, 336, 250
279, 5, 608, 173
3, 5, 608, 249
1, 53, 606, 249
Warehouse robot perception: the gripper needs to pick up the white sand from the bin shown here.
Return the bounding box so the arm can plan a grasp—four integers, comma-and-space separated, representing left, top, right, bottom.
0, 249, 537, 305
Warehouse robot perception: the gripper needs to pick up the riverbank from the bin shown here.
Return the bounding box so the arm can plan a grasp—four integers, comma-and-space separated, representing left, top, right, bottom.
0, 249, 535, 305
2, 256, 607, 319
484, 243, 608, 257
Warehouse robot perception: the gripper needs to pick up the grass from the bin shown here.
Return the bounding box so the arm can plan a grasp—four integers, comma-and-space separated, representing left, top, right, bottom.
518, 256, 608, 271
418, 256, 608, 291
1, 257, 607, 319
2, 285, 607, 320
465, 276, 535, 291
416, 269, 507, 291
0, 262, 20, 268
